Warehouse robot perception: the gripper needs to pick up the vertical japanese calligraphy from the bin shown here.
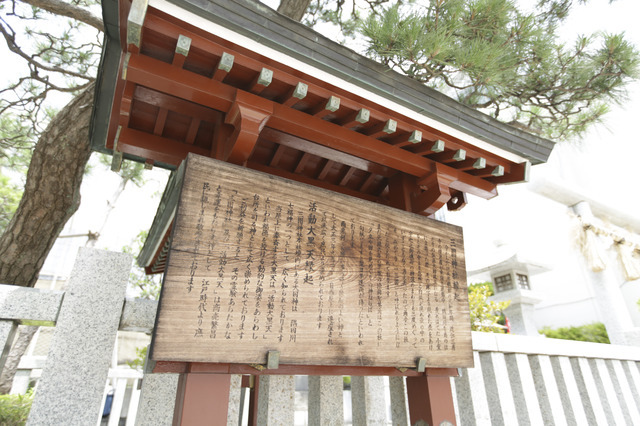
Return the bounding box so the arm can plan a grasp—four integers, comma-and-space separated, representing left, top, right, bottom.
153, 154, 472, 368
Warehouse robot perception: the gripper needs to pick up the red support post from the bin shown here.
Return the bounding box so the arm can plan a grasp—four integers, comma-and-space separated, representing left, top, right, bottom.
174, 373, 232, 425
406, 369, 458, 426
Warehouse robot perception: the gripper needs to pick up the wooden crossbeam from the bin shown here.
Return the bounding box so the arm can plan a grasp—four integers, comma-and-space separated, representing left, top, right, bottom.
269, 144, 287, 167
154, 108, 168, 136
185, 118, 201, 145
248, 68, 273, 95
309, 96, 340, 118
359, 173, 378, 193
282, 83, 308, 107
364, 119, 397, 139
124, 54, 499, 199
486, 161, 529, 184
260, 128, 393, 178
317, 159, 334, 180
248, 161, 381, 204
118, 127, 209, 166
294, 152, 312, 174
338, 166, 356, 186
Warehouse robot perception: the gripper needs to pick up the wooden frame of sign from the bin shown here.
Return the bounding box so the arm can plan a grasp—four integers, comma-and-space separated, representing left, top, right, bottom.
151, 153, 473, 369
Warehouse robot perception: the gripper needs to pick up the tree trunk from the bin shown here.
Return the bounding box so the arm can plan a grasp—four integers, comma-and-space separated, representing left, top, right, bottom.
0, 83, 94, 287
277, 0, 311, 21
0, 325, 38, 394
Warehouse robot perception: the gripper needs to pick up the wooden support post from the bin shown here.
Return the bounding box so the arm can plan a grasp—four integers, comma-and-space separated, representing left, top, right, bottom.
309, 95, 340, 118
212, 52, 234, 81
248, 68, 273, 94
223, 92, 273, 165
174, 373, 232, 425
388, 173, 420, 212
406, 369, 458, 426
339, 108, 370, 128
364, 119, 397, 139
282, 82, 308, 107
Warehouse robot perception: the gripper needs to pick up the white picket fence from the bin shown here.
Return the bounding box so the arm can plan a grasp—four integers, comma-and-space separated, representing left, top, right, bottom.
2, 248, 640, 425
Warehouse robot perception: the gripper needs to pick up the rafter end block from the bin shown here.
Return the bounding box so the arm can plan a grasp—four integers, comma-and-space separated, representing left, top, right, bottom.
267, 350, 280, 369
293, 82, 308, 99
473, 157, 486, 169
431, 139, 445, 152
453, 149, 466, 161
127, 0, 149, 48
492, 165, 505, 177
325, 95, 340, 112
417, 357, 426, 373
383, 119, 397, 134
175, 35, 192, 56
408, 130, 422, 144
356, 108, 370, 124
257, 68, 273, 86
218, 52, 235, 72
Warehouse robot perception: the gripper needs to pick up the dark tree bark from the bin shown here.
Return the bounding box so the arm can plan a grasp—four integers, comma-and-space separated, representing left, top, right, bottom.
0, 83, 94, 287
277, 0, 311, 21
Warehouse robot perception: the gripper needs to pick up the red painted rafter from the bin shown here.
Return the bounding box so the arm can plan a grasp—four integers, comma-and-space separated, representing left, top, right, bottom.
123, 53, 499, 200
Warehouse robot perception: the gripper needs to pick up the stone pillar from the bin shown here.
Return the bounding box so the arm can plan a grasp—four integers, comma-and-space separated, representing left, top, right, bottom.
350, 376, 386, 426
135, 372, 180, 426
478, 352, 517, 425
388, 376, 408, 426
227, 375, 242, 426
503, 353, 544, 425
308, 376, 343, 425
573, 201, 639, 345
256, 375, 295, 424
27, 248, 131, 426
570, 357, 607, 425
453, 351, 491, 425
549, 356, 589, 425
528, 354, 566, 424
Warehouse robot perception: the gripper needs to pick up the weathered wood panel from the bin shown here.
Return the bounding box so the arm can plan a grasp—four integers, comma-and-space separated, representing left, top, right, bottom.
152, 154, 472, 368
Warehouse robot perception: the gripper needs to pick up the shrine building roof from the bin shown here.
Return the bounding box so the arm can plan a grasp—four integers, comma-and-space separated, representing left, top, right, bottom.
89, 0, 556, 273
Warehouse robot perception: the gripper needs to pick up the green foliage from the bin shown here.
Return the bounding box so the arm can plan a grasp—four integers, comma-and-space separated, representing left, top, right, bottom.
123, 231, 162, 300
468, 282, 510, 332
0, 389, 34, 426
0, 174, 22, 235
127, 346, 148, 371
355, 0, 639, 140
539, 322, 610, 343
468, 281, 494, 296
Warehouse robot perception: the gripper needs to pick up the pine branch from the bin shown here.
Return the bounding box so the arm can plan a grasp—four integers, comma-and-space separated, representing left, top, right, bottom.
18, 0, 104, 32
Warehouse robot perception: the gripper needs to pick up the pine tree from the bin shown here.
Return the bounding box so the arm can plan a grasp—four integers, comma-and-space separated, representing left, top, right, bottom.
359, 0, 639, 139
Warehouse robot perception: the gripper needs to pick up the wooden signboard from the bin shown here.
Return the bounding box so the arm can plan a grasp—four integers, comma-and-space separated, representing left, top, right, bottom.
151, 154, 473, 368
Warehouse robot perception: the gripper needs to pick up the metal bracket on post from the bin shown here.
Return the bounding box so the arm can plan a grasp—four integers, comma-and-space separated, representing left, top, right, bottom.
249, 350, 280, 371
416, 357, 426, 373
